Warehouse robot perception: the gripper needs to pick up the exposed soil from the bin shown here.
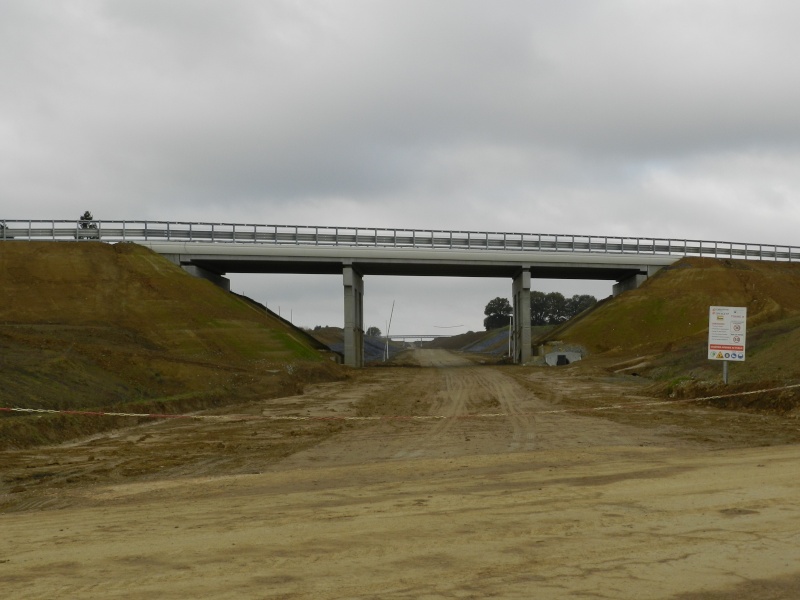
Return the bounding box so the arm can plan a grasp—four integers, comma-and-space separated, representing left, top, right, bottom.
0, 242, 344, 448
3, 349, 800, 599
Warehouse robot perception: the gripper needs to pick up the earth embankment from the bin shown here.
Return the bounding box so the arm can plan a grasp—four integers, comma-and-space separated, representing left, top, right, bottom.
0, 241, 342, 448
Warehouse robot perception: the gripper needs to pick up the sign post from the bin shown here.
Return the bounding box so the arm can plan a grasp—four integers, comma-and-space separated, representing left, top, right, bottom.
708, 306, 747, 383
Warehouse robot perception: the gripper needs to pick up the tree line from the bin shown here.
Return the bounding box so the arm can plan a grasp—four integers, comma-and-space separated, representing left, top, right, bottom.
483, 292, 597, 330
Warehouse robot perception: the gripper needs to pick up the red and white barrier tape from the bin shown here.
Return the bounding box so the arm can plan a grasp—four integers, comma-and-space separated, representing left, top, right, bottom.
2, 383, 798, 423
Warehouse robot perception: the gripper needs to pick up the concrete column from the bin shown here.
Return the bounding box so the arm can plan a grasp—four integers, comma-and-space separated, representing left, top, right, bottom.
343, 266, 364, 367
512, 268, 532, 364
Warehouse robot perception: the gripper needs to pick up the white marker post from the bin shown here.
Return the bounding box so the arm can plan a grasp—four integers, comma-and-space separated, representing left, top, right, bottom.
708, 306, 747, 384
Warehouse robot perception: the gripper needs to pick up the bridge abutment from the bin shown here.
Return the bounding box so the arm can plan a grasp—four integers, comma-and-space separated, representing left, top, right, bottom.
512, 268, 532, 364
343, 266, 365, 367
612, 265, 663, 296
161, 254, 231, 291
181, 265, 231, 291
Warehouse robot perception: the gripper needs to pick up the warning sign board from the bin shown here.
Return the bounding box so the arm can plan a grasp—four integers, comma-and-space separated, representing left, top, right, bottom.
708, 306, 747, 361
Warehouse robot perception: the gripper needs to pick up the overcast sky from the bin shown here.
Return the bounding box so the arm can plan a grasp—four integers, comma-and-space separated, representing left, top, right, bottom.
3, 1, 799, 334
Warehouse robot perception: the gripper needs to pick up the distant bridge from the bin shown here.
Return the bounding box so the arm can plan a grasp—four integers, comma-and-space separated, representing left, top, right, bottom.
4, 219, 798, 367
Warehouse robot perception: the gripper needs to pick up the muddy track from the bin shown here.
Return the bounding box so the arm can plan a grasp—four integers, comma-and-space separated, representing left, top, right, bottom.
4, 349, 800, 599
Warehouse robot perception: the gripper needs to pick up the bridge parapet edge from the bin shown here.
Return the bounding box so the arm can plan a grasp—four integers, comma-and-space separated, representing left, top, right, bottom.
1, 220, 798, 262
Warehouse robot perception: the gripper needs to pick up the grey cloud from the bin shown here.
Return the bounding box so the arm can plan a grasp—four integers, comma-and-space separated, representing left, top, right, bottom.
3, 2, 799, 241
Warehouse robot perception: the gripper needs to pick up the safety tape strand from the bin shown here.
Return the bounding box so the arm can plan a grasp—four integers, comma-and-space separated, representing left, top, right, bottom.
2, 383, 798, 423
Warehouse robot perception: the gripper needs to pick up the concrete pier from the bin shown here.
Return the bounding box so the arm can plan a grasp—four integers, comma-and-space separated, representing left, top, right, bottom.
512, 269, 532, 364
343, 266, 364, 367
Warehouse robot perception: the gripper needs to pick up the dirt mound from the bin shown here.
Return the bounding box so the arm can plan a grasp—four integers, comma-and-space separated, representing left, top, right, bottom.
0, 241, 344, 448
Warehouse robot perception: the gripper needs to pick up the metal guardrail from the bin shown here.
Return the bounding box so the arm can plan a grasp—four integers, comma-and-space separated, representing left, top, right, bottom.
1, 219, 798, 262
386, 335, 450, 340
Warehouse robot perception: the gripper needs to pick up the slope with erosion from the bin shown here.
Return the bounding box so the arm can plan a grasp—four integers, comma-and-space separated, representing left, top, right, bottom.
0, 241, 343, 448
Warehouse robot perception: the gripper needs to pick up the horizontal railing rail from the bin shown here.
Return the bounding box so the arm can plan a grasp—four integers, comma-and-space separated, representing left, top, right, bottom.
1, 219, 797, 262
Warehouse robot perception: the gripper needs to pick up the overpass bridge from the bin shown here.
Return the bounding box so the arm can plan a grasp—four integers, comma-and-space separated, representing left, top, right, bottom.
3, 220, 799, 367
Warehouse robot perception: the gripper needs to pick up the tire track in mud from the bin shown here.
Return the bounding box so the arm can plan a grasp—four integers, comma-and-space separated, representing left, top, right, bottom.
274, 350, 544, 466
388, 351, 540, 459
471, 369, 538, 452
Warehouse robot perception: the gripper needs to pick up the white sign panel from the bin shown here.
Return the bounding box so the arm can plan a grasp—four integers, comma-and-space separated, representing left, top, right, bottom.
708, 306, 747, 361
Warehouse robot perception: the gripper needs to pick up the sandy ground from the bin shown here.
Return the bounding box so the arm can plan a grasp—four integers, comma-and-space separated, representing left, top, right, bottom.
3, 349, 800, 599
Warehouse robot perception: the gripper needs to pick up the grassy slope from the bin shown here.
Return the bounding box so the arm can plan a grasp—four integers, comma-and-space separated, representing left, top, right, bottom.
553, 258, 800, 382
0, 242, 341, 447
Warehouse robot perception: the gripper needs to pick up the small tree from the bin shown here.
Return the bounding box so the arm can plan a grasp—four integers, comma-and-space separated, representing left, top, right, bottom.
366, 326, 382, 337
544, 292, 568, 324
530, 291, 597, 325
530, 291, 549, 326
565, 294, 597, 318
483, 297, 512, 330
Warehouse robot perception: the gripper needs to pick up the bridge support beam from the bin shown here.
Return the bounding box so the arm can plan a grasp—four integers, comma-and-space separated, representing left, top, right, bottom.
512, 268, 532, 364
343, 266, 364, 367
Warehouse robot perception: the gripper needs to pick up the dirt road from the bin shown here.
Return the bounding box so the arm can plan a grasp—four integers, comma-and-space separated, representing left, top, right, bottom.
3, 349, 800, 598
